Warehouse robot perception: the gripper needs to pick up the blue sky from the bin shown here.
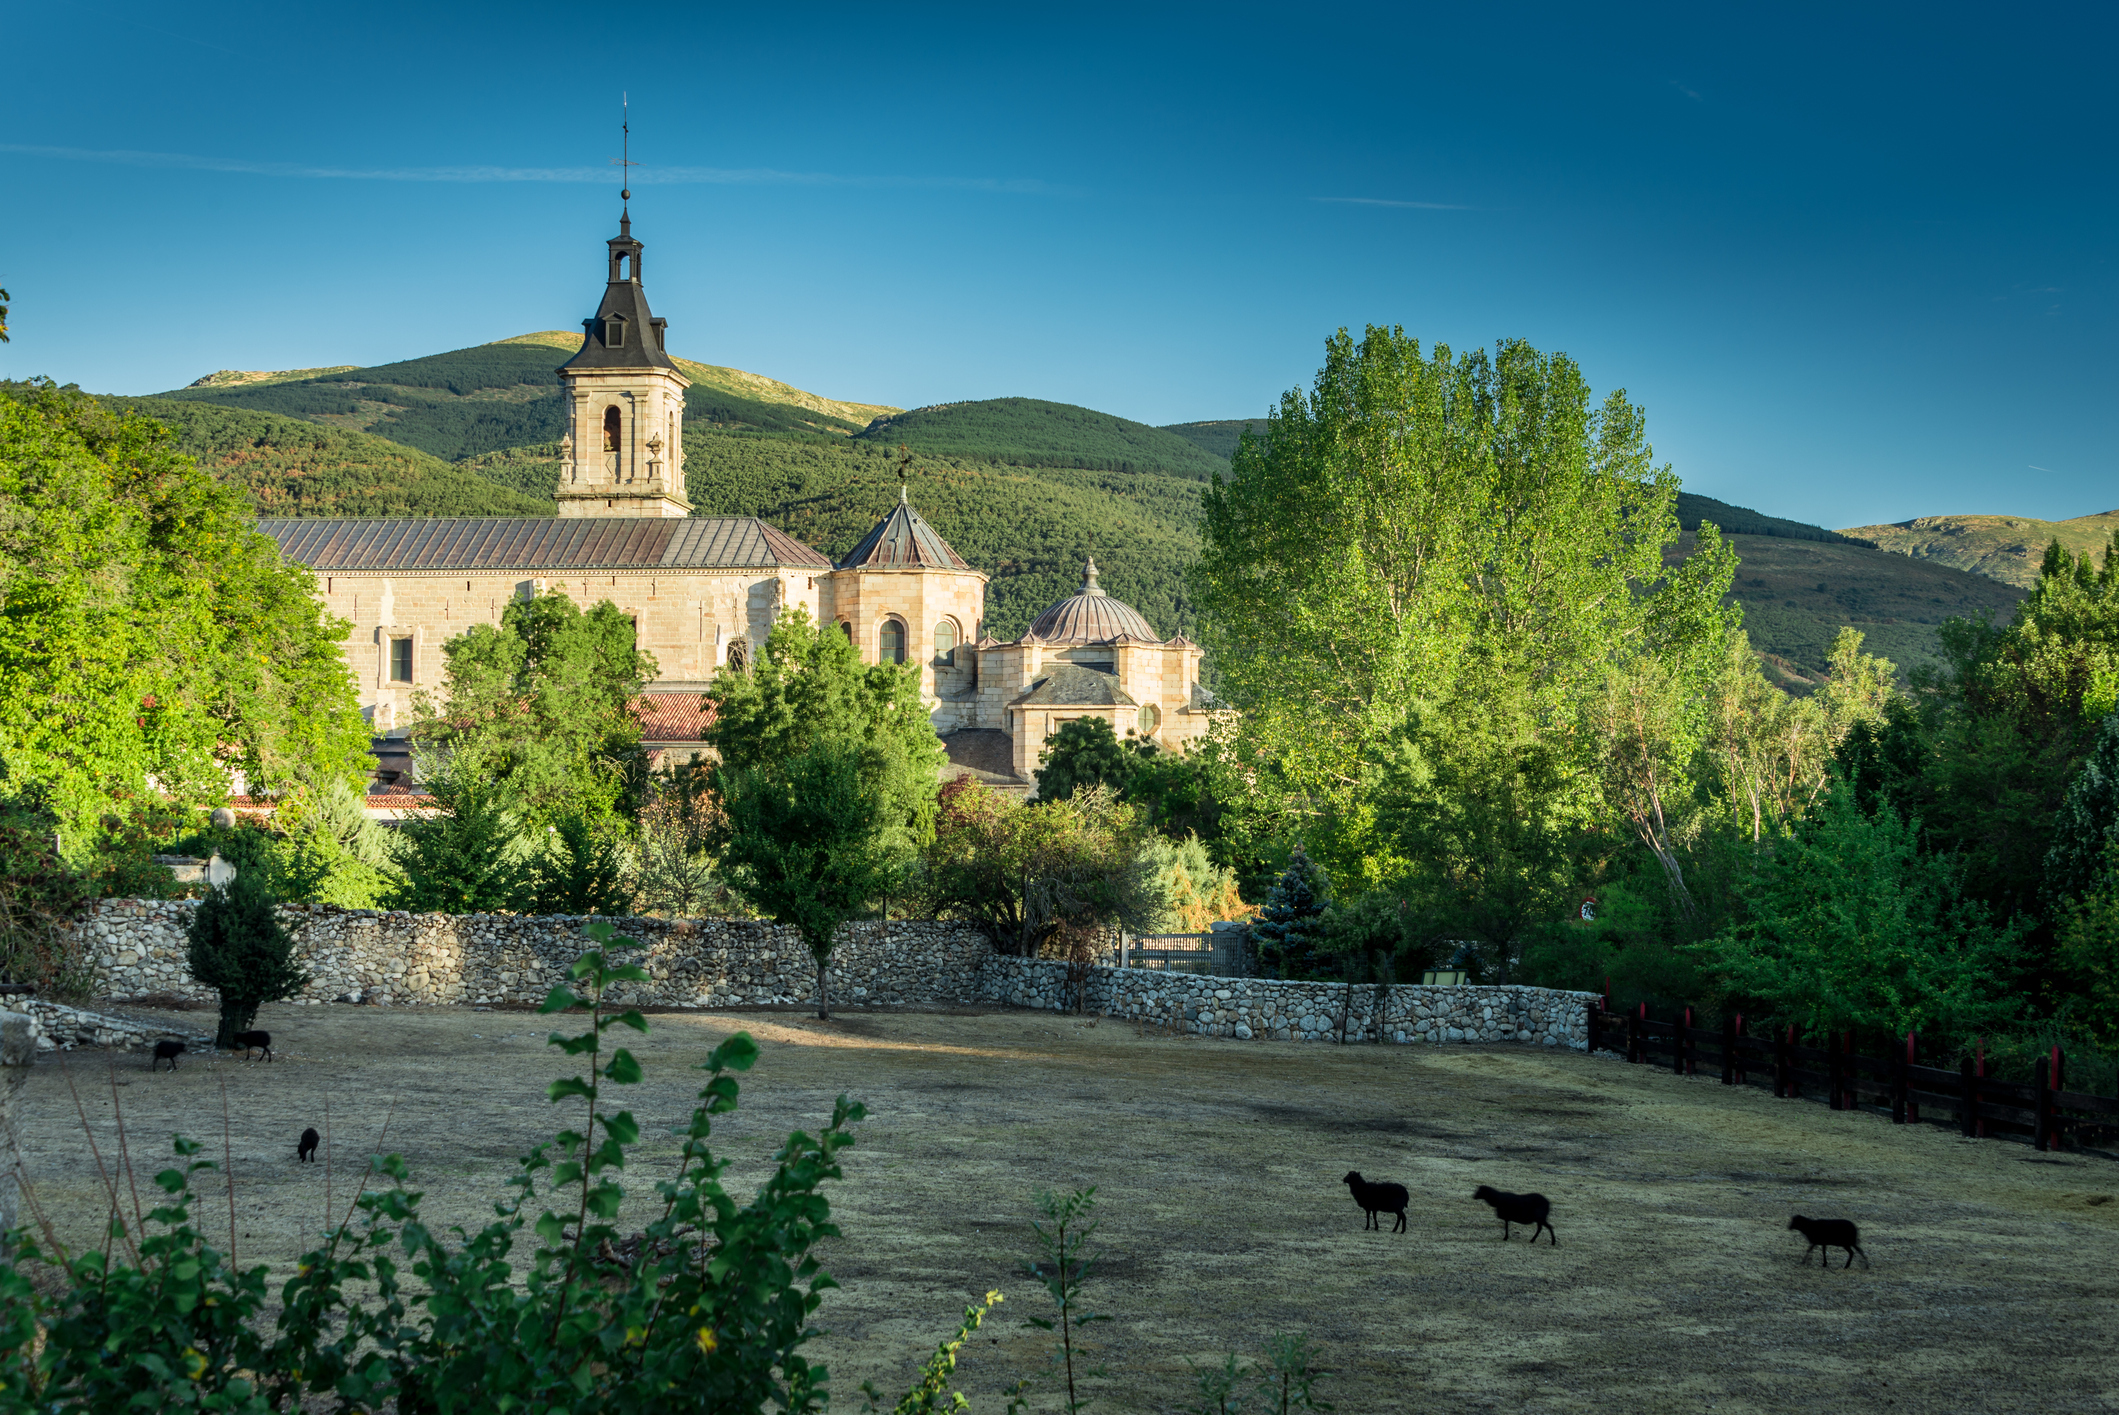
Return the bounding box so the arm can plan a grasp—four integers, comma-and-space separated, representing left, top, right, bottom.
2, 2, 2112, 529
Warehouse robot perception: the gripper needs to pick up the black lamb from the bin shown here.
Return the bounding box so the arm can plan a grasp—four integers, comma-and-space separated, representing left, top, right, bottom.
1789, 1215, 1868, 1269
298, 1127, 320, 1163
150, 1039, 184, 1072
233, 1030, 273, 1062
1473, 1184, 1555, 1245
1342, 1171, 1409, 1232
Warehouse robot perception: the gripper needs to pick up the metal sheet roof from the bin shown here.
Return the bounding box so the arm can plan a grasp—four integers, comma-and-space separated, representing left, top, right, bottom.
836, 494, 971, 570
258, 517, 832, 571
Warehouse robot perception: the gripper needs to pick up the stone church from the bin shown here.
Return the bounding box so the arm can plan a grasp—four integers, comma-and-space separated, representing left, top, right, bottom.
260, 206, 1219, 790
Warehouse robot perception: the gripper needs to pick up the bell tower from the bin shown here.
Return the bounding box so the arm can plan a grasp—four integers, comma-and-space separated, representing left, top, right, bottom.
556, 201, 692, 518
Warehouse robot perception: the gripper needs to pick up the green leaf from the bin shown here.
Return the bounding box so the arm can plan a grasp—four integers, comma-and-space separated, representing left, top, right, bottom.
540, 986, 581, 1014
604, 1048, 643, 1085
547, 1077, 595, 1103
601, 1111, 641, 1145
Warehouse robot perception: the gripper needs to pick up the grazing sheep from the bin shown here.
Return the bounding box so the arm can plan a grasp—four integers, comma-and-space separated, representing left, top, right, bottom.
150, 1039, 184, 1072
232, 1030, 273, 1063
1473, 1185, 1556, 1245
1342, 1171, 1409, 1232
1789, 1215, 1868, 1269
298, 1127, 319, 1163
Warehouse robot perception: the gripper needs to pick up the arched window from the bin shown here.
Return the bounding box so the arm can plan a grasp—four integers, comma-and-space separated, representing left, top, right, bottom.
1139, 702, 1161, 737
838, 620, 853, 640
879, 619, 905, 664
727, 639, 749, 671
934, 619, 958, 666
602, 405, 621, 452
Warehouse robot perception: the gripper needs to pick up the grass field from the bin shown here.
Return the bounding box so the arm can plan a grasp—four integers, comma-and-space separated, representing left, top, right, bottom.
14, 1003, 2119, 1413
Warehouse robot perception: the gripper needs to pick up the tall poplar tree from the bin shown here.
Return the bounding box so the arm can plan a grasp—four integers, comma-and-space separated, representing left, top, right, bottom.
1191, 329, 1736, 882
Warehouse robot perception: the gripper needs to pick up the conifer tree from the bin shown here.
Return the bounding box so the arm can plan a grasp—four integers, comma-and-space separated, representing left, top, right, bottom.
1252, 845, 1332, 979
186, 869, 308, 1048
523, 812, 632, 916
2045, 710, 2119, 907
385, 760, 528, 914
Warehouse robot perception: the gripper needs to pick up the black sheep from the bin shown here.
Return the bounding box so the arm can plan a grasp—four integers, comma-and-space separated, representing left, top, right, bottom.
150, 1039, 184, 1072
1473, 1185, 1555, 1245
298, 1127, 320, 1163
1789, 1215, 1868, 1269
1342, 1171, 1409, 1232
233, 1030, 273, 1063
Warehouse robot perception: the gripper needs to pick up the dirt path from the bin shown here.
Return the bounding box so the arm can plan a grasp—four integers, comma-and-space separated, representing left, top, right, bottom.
12, 1002, 2118, 1413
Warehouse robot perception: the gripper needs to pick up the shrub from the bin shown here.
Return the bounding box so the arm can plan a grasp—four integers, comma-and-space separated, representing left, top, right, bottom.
185, 869, 307, 1048
385, 758, 529, 913
1252, 847, 1331, 979
0, 927, 905, 1415
524, 811, 633, 916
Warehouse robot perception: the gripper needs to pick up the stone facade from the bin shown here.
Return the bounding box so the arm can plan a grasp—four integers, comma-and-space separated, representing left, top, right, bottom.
70, 901, 1593, 1052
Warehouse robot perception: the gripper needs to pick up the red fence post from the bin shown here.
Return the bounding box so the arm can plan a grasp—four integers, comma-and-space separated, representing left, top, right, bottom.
1891, 1032, 1908, 1124
1906, 1032, 1920, 1124
1630, 1003, 1646, 1064
1828, 1030, 1845, 1111
1720, 1013, 1736, 1085
1776, 1025, 1795, 1099
1734, 1013, 1746, 1086
1966, 1037, 1983, 1135
1586, 1000, 1602, 1056
1959, 1055, 1978, 1137
2034, 1053, 2052, 1152
1675, 1007, 1690, 1076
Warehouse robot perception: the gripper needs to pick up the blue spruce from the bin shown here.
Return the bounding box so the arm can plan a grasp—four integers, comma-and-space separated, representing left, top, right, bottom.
1252, 845, 1332, 979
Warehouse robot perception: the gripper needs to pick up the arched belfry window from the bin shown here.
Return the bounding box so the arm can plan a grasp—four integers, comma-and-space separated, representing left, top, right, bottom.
934, 619, 958, 666
879, 619, 905, 665
603, 406, 621, 452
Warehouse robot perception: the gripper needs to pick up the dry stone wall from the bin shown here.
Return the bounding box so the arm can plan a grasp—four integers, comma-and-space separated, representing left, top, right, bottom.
979, 958, 1593, 1047
71, 902, 1592, 1050
77, 900, 990, 1010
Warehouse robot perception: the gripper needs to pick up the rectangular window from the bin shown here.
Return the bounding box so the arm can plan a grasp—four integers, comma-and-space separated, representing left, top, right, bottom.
390, 637, 413, 683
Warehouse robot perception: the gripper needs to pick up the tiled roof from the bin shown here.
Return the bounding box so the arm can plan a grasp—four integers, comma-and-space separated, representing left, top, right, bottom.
258, 517, 832, 571
1008, 664, 1138, 709
836, 493, 972, 571
634, 691, 718, 742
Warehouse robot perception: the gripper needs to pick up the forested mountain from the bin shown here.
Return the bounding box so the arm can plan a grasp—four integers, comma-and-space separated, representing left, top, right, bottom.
124, 339, 2023, 676
855, 398, 1228, 479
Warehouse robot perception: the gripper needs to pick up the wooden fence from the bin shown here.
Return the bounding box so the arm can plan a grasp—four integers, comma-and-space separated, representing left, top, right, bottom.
1584, 1003, 2119, 1153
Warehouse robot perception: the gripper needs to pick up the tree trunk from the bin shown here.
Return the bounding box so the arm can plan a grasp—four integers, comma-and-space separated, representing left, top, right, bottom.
815, 954, 831, 1021
216, 997, 258, 1050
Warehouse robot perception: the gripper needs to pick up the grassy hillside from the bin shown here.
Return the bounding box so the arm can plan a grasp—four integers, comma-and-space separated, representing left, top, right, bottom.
492, 332, 900, 427
1668, 529, 2024, 683
158, 337, 887, 461
186, 366, 359, 389
1839, 510, 2119, 589
856, 398, 1229, 480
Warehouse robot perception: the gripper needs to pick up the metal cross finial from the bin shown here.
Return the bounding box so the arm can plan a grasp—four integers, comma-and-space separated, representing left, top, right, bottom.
611, 92, 639, 206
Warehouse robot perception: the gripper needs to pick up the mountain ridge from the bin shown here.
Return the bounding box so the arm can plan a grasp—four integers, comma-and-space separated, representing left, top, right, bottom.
1840, 509, 2119, 589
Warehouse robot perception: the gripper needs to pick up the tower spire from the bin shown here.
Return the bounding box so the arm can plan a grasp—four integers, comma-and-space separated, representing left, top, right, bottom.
612, 92, 638, 233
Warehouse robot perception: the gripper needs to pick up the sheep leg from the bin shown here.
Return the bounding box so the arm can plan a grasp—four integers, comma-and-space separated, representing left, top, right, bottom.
1540, 1221, 1556, 1246
1855, 1245, 1870, 1269
1393, 1211, 1406, 1234
1501, 1219, 1512, 1241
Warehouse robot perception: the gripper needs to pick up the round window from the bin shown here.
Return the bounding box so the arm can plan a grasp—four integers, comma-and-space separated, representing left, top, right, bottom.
1139, 702, 1161, 736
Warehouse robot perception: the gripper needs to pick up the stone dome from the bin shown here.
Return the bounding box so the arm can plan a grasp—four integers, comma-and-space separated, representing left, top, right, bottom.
1025, 559, 1160, 643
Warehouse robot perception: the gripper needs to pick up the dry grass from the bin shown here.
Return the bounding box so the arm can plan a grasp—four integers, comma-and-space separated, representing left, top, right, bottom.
13, 1003, 2119, 1414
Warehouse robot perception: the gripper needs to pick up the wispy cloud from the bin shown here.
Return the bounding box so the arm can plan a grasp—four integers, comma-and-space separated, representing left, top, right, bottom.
1669, 80, 1703, 101
1311, 195, 1474, 211
2029, 465, 2059, 474
0, 143, 1061, 194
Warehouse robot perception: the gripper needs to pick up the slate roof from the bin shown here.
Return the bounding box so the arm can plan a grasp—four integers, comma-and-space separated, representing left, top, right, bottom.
560, 211, 678, 373
1008, 663, 1139, 709
1023, 558, 1160, 644
836, 491, 972, 571
258, 518, 833, 571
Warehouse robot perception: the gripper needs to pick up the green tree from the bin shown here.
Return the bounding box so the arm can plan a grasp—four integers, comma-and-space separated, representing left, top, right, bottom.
186, 869, 309, 1048
0, 380, 370, 858
1036, 717, 1139, 802
385, 758, 528, 913
1190, 329, 1735, 882
414, 590, 656, 825
524, 811, 633, 916
1376, 688, 1589, 981
706, 607, 943, 857
2044, 711, 2119, 907
1697, 782, 2028, 1037
714, 742, 898, 1019
1252, 847, 1332, 979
